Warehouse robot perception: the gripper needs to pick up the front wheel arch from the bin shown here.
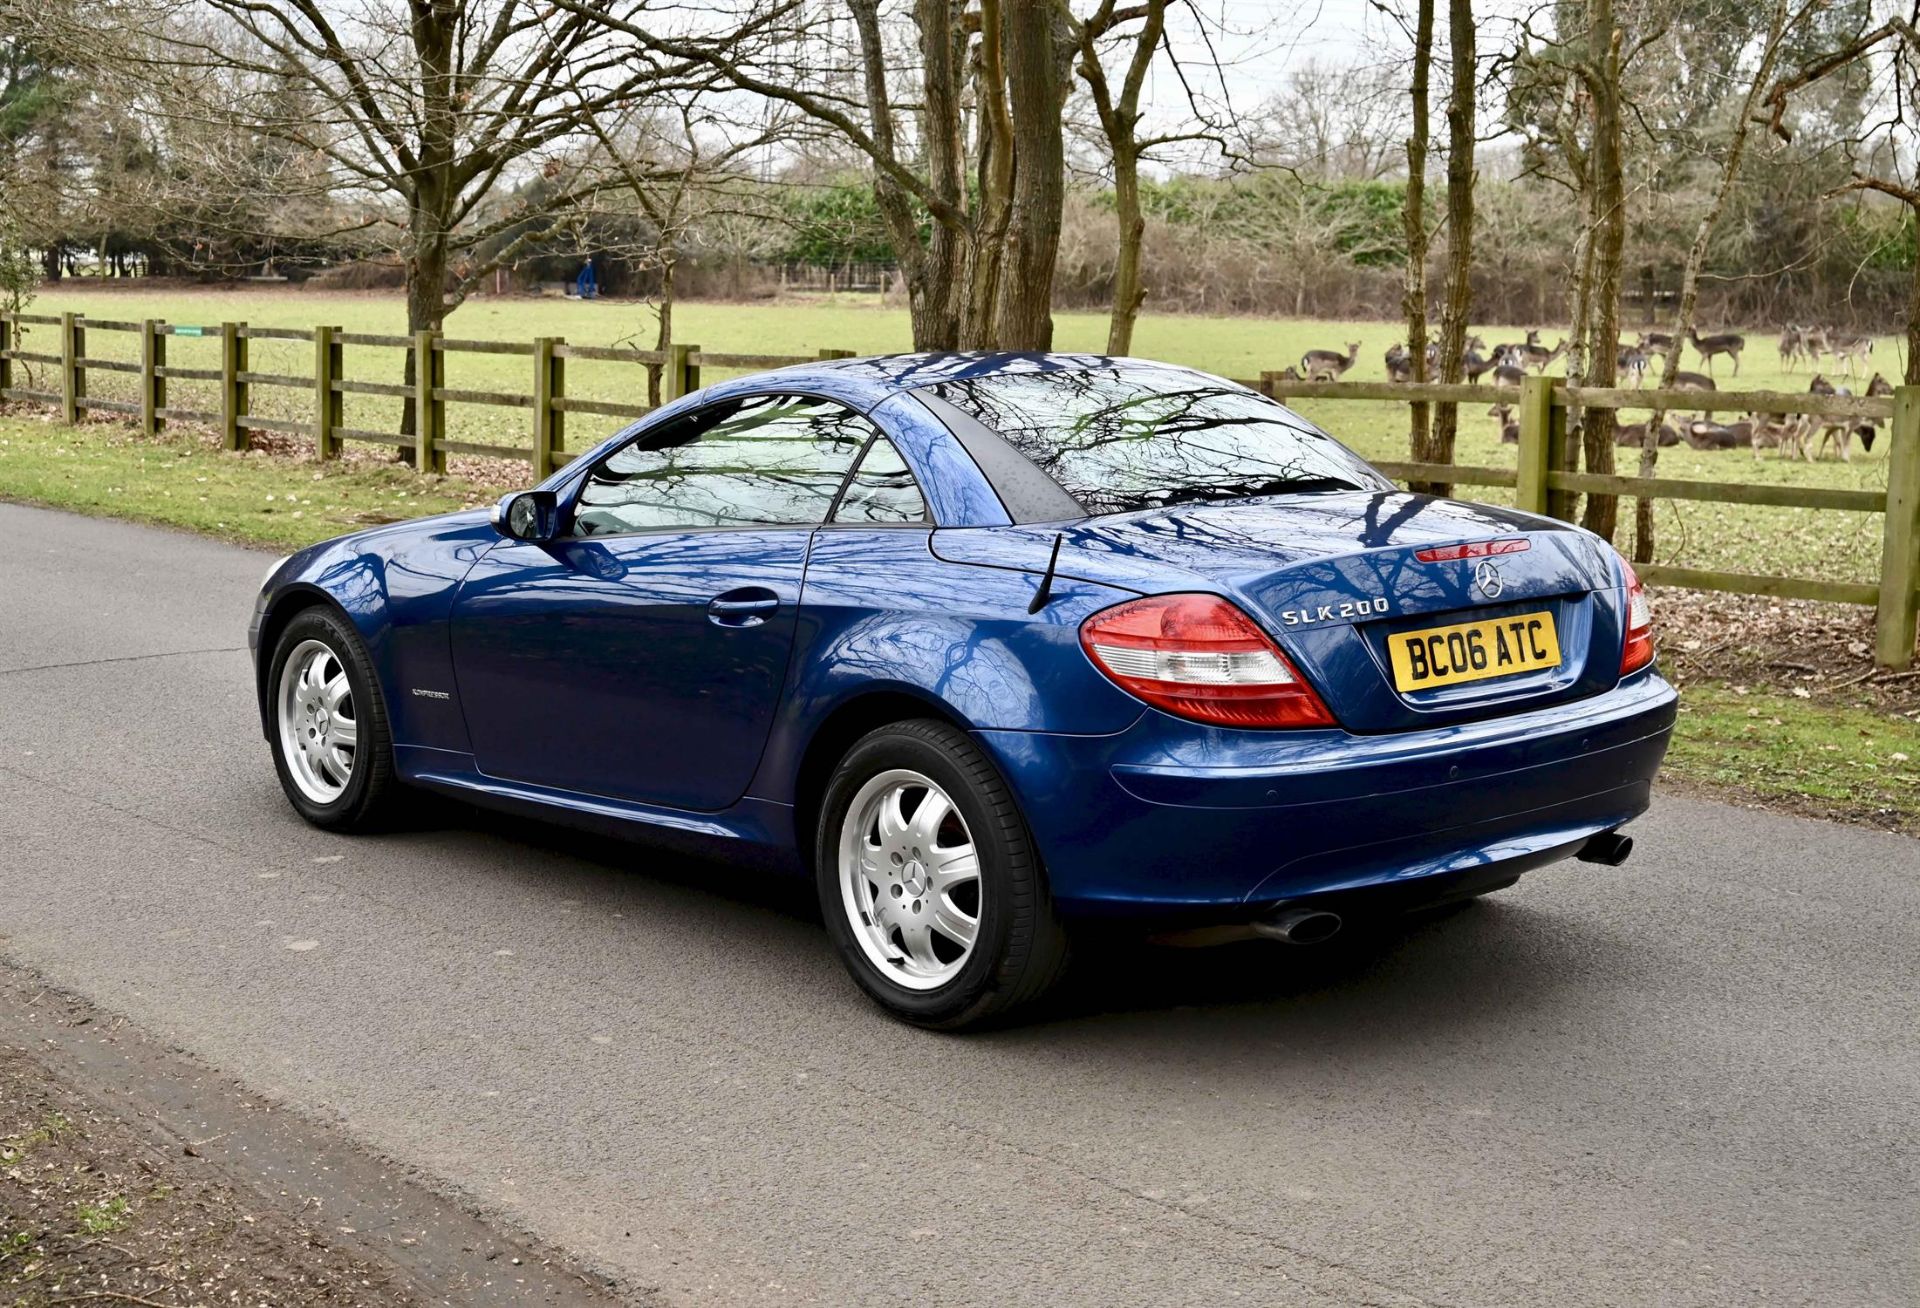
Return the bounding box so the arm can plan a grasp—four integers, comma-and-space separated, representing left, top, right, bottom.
254, 587, 345, 739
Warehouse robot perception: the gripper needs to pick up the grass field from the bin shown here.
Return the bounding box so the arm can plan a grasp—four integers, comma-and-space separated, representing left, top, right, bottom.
4, 283, 1905, 590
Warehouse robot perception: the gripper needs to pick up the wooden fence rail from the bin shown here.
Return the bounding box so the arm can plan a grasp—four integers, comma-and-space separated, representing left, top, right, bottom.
0, 312, 839, 478
1254, 371, 1917, 667
4, 312, 1918, 666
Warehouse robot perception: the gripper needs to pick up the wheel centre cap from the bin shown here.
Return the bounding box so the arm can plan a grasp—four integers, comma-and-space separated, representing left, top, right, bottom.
902, 861, 928, 896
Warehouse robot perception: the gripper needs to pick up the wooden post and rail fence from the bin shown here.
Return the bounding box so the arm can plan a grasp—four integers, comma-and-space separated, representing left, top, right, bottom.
3, 311, 1917, 667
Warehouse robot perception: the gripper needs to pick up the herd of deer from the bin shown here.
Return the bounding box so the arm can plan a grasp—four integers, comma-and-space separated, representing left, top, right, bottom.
1279, 324, 1890, 461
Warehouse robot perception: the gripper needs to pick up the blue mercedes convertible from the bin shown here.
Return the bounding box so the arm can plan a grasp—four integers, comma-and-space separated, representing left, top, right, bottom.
250, 353, 1675, 1027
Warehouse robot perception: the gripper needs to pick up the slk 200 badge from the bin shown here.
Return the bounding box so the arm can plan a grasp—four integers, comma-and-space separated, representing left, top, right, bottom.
1280, 598, 1391, 626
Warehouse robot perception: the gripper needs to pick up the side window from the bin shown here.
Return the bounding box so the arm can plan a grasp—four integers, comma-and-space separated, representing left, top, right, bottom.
571, 395, 875, 536
832, 437, 929, 525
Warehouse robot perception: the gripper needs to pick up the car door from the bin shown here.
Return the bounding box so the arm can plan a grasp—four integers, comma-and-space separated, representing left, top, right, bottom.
449, 393, 879, 811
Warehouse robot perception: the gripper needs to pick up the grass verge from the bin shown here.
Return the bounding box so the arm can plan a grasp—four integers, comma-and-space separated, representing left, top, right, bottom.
1664, 680, 1920, 831
0, 409, 488, 551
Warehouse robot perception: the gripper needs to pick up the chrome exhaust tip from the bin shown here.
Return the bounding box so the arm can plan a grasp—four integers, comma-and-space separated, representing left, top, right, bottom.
1252, 908, 1344, 945
1578, 830, 1634, 866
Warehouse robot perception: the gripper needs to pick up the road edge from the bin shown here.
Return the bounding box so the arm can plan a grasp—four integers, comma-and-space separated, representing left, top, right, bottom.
0, 954, 648, 1307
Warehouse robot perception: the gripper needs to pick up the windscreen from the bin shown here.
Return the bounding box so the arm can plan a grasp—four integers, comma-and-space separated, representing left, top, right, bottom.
921, 366, 1390, 517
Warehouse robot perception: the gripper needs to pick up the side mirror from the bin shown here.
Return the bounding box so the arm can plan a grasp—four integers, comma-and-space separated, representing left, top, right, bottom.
493, 490, 558, 542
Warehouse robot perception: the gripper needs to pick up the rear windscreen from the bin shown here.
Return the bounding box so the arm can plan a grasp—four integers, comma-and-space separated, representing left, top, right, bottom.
921, 366, 1390, 516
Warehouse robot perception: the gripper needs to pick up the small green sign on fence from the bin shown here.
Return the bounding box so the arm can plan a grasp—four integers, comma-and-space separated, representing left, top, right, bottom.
173, 325, 205, 338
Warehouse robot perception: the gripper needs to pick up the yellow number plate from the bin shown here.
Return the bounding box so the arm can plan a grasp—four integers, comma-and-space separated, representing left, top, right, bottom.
1387, 611, 1561, 691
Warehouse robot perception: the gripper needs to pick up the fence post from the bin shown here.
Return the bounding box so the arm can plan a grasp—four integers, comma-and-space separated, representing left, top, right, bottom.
666, 342, 699, 401
0, 315, 12, 398
1545, 402, 1575, 520
1513, 375, 1557, 517
60, 311, 83, 424
1874, 384, 1920, 669
532, 336, 564, 480
415, 328, 446, 473
221, 322, 249, 451
314, 325, 342, 460
140, 319, 166, 437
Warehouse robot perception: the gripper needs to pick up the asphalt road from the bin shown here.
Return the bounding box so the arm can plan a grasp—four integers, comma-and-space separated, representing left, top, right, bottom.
1, 500, 1915, 1307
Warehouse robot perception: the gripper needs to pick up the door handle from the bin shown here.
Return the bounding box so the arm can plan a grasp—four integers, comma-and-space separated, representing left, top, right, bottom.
707, 587, 780, 627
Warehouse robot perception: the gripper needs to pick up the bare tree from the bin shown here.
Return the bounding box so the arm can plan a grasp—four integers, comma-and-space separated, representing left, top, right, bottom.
1633, 0, 1814, 560
121, 0, 729, 338
1382, 0, 1437, 459
543, 0, 1071, 350
1510, 0, 1648, 538
579, 99, 791, 358
1246, 62, 1409, 181
1763, 12, 1920, 383
1069, 0, 1230, 354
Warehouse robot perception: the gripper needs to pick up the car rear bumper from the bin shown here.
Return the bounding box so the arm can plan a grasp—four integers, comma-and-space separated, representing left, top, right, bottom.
974, 668, 1677, 919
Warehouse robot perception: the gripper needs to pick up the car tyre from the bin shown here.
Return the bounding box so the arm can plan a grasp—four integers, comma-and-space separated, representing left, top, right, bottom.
816, 718, 1069, 1030
267, 607, 400, 832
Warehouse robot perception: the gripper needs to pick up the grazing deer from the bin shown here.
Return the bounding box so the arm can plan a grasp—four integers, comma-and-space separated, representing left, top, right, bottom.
1681, 418, 1752, 450
1488, 403, 1519, 444
1688, 325, 1746, 376
1491, 362, 1527, 389
1384, 342, 1438, 383
1829, 333, 1873, 377
1518, 332, 1567, 371
1615, 418, 1682, 447
1670, 371, 1717, 393
1744, 410, 1813, 460
1302, 341, 1361, 382
1490, 332, 1532, 366
1802, 374, 1867, 461
1778, 325, 1804, 372
1617, 346, 1649, 387
1801, 325, 1830, 365
1464, 345, 1496, 383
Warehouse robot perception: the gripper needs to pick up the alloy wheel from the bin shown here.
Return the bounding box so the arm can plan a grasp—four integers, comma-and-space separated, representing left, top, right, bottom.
276, 639, 358, 804
837, 769, 983, 991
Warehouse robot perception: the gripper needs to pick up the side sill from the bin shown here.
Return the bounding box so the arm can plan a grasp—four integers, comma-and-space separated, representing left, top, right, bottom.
395, 746, 802, 872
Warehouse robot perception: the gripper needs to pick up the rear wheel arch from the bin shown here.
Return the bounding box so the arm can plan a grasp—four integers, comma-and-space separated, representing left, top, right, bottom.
792, 690, 974, 872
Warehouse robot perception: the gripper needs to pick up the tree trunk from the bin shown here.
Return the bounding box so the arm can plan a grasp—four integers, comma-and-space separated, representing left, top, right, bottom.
1423, 0, 1475, 497
852, 0, 963, 350
992, 0, 1065, 349
397, 194, 450, 463
1581, 25, 1626, 542
1107, 140, 1146, 355
961, 0, 1015, 350
1908, 233, 1920, 386
397, 1, 457, 461
1402, 0, 1434, 461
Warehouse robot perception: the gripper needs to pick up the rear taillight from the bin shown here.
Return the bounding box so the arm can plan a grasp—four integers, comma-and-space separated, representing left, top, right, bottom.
1619, 556, 1654, 675
1079, 593, 1335, 729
